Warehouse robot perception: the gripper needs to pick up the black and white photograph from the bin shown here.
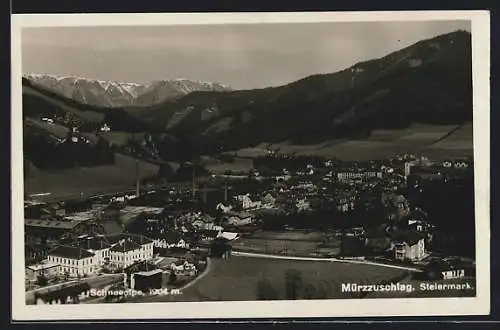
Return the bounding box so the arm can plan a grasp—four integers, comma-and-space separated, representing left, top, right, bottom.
11, 11, 490, 320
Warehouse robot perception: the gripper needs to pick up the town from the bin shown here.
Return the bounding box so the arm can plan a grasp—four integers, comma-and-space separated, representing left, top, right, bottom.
24, 151, 476, 304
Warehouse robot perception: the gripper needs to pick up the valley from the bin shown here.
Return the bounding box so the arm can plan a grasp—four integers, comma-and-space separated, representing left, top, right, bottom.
21, 30, 473, 194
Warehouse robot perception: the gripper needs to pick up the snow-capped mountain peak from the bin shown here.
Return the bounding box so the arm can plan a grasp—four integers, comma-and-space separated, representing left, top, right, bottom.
23, 73, 232, 108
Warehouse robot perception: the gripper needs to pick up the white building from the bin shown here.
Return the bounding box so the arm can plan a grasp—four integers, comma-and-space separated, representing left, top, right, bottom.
234, 194, 262, 210
47, 246, 97, 277
100, 123, 111, 132
26, 262, 60, 281
392, 232, 426, 262
337, 171, 382, 182
295, 198, 311, 212
153, 237, 188, 249
109, 237, 154, 268
170, 260, 197, 277
77, 236, 111, 266
216, 202, 233, 213
225, 211, 254, 226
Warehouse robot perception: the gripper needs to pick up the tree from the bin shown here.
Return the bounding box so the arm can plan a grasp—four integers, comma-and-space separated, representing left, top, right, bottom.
256, 277, 279, 300
36, 274, 48, 286
284, 269, 304, 300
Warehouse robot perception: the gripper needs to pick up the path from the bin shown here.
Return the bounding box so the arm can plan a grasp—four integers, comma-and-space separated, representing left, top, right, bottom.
180, 257, 213, 291
232, 251, 423, 272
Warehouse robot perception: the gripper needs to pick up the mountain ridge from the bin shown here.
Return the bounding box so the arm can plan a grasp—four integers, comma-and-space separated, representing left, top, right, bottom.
22, 30, 473, 163
23, 73, 233, 108
122, 30, 471, 157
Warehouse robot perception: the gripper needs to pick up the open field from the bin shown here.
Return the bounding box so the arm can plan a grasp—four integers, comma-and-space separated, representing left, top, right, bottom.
25, 153, 159, 201
99, 131, 145, 147
23, 85, 106, 123
250, 230, 326, 242
231, 230, 337, 257
232, 237, 321, 256
233, 123, 473, 161
426, 122, 474, 150
139, 256, 411, 302
25, 118, 69, 138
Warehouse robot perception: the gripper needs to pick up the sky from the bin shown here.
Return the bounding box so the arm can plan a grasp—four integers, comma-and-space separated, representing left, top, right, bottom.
21, 20, 470, 90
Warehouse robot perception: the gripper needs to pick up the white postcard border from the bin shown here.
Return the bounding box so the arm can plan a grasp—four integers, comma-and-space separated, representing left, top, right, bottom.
11, 10, 491, 320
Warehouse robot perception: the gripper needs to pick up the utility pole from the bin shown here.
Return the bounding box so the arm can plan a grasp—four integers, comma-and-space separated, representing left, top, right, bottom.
135, 159, 140, 197
192, 163, 196, 199
224, 180, 228, 202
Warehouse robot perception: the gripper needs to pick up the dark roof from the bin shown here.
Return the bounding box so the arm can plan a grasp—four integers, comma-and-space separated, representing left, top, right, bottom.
75, 237, 111, 251
391, 230, 425, 246
48, 245, 95, 259
405, 209, 428, 222
106, 233, 153, 245
123, 260, 158, 274
25, 218, 83, 230
199, 229, 219, 238
109, 240, 142, 253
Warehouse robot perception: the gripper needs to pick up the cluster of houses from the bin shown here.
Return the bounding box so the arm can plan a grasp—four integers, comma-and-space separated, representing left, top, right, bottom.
404, 156, 473, 179
27, 234, 155, 282
25, 152, 473, 296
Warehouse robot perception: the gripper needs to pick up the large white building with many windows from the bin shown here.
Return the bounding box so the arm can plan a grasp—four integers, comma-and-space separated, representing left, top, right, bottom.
108, 236, 154, 268
75, 235, 112, 267
46, 246, 97, 277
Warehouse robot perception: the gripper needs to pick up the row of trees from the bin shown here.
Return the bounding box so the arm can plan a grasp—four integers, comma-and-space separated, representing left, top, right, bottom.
24, 132, 115, 170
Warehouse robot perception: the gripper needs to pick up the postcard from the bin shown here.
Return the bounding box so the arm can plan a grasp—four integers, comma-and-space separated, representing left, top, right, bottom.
11, 10, 490, 321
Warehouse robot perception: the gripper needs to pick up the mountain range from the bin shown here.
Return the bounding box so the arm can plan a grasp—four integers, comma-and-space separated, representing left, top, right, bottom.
22, 30, 473, 164
126, 30, 473, 156
23, 74, 233, 108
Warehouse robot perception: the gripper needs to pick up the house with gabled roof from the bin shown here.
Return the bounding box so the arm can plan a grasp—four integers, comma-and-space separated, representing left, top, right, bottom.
391, 230, 426, 262
107, 234, 155, 268
47, 245, 97, 277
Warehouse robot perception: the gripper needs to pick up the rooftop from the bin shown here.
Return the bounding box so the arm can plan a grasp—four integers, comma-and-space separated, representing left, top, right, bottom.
26, 262, 59, 271
63, 210, 96, 222
107, 233, 154, 246
75, 236, 112, 251
48, 245, 95, 259
25, 218, 84, 230
136, 269, 163, 277
109, 240, 142, 253
121, 206, 164, 215
120, 206, 165, 225
391, 230, 425, 246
